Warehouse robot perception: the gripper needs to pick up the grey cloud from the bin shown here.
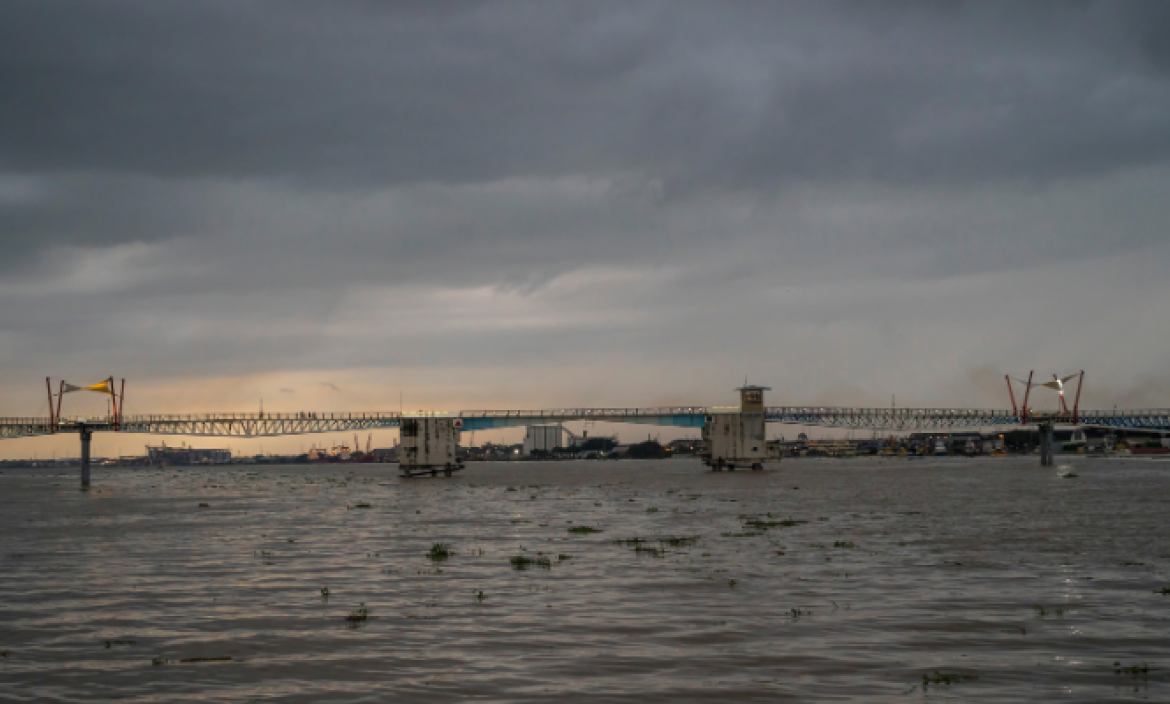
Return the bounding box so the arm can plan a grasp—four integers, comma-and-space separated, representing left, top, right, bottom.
1, 1, 1168, 193
1, 1, 1168, 418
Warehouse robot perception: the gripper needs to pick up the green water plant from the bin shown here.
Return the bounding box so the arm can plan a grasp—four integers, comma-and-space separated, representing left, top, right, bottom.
510, 555, 551, 570
427, 543, 453, 561
833, 541, 856, 549
475, 590, 486, 602
634, 545, 664, 558
567, 526, 601, 534
346, 604, 369, 624
320, 587, 330, 598
1155, 587, 1170, 595
1113, 662, 1151, 676
923, 671, 975, 685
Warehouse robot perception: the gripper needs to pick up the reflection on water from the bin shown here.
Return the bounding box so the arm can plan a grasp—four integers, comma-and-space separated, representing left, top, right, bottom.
1, 457, 1168, 701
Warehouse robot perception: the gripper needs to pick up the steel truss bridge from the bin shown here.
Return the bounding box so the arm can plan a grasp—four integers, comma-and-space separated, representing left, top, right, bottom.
2, 407, 1168, 440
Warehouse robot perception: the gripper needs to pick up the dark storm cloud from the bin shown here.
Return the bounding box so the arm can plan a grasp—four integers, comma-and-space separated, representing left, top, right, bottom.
2, 0, 1168, 193
1, 0, 1169, 416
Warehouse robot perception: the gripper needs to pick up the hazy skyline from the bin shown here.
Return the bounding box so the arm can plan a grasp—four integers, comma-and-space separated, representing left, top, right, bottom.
2, 1, 1169, 456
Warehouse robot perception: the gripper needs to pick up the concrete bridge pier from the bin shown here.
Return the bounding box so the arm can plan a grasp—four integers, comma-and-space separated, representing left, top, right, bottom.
1038, 423, 1054, 466
79, 425, 92, 488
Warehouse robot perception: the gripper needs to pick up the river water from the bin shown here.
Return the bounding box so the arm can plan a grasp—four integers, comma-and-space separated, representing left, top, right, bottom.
1, 456, 1168, 702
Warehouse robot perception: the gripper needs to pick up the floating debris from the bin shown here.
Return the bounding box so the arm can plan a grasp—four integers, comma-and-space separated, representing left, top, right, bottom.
180, 657, 232, 664
1114, 662, 1152, 676
567, 526, 601, 534
427, 543, 453, 561
634, 544, 664, 558
104, 640, 136, 648
510, 555, 551, 569
198, 503, 209, 508
922, 670, 975, 685
346, 604, 370, 624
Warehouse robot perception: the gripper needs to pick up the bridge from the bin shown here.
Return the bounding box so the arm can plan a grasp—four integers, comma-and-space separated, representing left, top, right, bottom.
3, 386, 1168, 485
3, 406, 1168, 441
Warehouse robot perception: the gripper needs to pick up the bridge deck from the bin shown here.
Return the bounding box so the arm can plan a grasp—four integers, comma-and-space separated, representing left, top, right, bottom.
1, 407, 1166, 439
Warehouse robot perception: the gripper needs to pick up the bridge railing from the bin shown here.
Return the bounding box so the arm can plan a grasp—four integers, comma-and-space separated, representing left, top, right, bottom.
119, 411, 404, 423
455, 407, 708, 419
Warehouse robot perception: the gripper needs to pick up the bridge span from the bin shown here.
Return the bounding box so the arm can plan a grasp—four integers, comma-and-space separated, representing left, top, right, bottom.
2, 406, 1167, 440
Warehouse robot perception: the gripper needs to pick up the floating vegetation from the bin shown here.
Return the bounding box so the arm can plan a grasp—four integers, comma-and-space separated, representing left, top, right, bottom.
614, 537, 647, 545
922, 670, 976, 685
198, 503, 209, 508
427, 543, 453, 561
151, 656, 169, 666
634, 545, 664, 558
721, 532, 763, 538
556, 554, 573, 561
646, 507, 659, 513
506, 486, 517, 492
1155, 587, 1170, 595
1114, 662, 1152, 676
663, 536, 700, 547
104, 640, 136, 648
510, 555, 551, 570
351, 503, 372, 509
346, 604, 370, 624
320, 587, 330, 598
727, 579, 737, 588
833, 541, 856, 549
1064, 472, 1079, 478
180, 657, 232, 664
743, 517, 808, 530
790, 608, 808, 618
567, 526, 601, 534
475, 590, 486, 602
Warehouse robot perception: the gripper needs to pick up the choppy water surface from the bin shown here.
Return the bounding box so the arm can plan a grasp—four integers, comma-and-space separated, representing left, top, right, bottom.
2, 457, 1169, 702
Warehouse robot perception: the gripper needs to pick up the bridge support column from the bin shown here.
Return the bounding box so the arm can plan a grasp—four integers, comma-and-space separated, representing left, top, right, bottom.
80, 425, 92, 488
1038, 423, 1054, 466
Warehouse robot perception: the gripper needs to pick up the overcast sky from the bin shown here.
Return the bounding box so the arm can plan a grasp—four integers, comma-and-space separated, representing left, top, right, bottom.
2, 1, 1169, 456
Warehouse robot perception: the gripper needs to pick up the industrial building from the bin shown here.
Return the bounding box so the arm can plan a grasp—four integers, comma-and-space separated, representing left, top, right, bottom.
146, 445, 231, 465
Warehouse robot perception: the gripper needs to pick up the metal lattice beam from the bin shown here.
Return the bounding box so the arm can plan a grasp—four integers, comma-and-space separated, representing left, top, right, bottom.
1, 406, 1167, 440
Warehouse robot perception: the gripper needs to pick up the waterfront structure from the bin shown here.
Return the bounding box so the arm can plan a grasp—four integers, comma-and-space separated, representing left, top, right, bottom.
398, 416, 463, 477
146, 445, 231, 466
700, 385, 774, 471
523, 425, 563, 456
